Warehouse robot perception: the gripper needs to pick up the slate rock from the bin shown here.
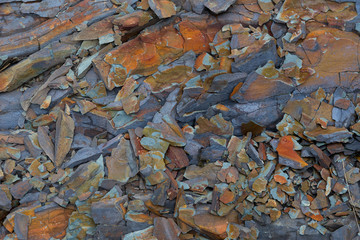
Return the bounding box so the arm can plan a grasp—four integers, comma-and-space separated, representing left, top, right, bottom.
63, 147, 102, 168
204, 0, 236, 14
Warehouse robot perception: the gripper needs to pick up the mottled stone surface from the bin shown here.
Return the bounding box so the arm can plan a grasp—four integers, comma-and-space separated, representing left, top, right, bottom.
0, 0, 359, 239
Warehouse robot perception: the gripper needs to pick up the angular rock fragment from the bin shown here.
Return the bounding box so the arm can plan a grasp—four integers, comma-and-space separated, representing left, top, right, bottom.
106, 137, 138, 184
204, 0, 236, 14
91, 197, 127, 225
55, 110, 75, 167
0, 188, 12, 211
37, 126, 55, 162
276, 136, 308, 169
231, 33, 280, 74
0, 42, 76, 92
148, 0, 177, 19
304, 126, 352, 144
153, 217, 181, 240
64, 147, 102, 168
60, 156, 104, 204
20, 0, 65, 18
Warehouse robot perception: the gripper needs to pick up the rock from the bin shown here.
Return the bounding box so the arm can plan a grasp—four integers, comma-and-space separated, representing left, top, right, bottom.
165, 146, 189, 169
20, 0, 65, 18
106, 137, 138, 184
60, 156, 104, 204
55, 110, 75, 167
91, 196, 127, 225
204, 0, 236, 14
14, 213, 30, 240
309, 144, 331, 168
153, 217, 181, 240
231, 34, 280, 74
231, 63, 294, 103
64, 147, 102, 168
0, 42, 76, 92
37, 126, 55, 162
276, 136, 308, 169
296, 28, 360, 93
0, 188, 12, 211
27, 204, 74, 240
10, 180, 32, 199
148, 0, 177, 19
304, 126, 353, 144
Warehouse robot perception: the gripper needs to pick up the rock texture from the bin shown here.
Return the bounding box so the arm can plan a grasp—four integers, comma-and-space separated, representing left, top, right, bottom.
0, 0, 359, 239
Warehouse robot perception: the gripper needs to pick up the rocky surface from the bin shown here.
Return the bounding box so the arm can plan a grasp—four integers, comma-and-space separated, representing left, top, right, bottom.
0, 0, 360, 239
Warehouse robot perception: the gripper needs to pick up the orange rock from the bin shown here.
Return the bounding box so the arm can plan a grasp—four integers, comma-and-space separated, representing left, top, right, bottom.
104, 22, 184, 85
178, 20, 212, 54
296, 28, 360, 93
274, 174, 288, 184
276, 136, 308, 169
193, 213, 229, 238
27, 206, 73, 240
219, 189, 235, 204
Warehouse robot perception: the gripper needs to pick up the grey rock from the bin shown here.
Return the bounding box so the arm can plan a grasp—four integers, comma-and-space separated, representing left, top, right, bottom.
271, 22, 288, 39
19, 192, 40, 205
10, 180, 32, 199
188, 0, 206, 14
331, 215, 359, 240
204, 0, 236, 14
254, 215, 331, 239
177, 72, 247, 122
200, 138, 227, 163
91, 197, 127, 225
247, 144, 264, 166
20, 0, 65, 18
14, 213, 30, 240
231, 38, 280, 73
332, 88, 356, 128
71, 133, 92, 149
63, 147, 102, 168
95, 224, 126, 240
0, 188, 12, 211
0, 90, 23, 130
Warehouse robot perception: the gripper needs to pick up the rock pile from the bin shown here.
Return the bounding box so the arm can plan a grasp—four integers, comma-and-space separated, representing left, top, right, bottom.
0, 0, 360, 239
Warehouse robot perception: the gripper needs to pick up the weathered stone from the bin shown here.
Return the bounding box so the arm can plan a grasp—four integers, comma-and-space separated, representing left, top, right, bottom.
277, 136, 308, 169
91, 197, 127, 225
55, 110, 75, 167
10, 180, 32, 199
204, 0, 236, 14
148, 0, 177, 19
37, 126, 55, 162
106, 137, 138, 184
296, 28, 360, 93
64, 147, 102, 168
231, 34, 280, 74
304, 126, 352, 144
0, 42, 76, 92
166, 146, 189, 169
27, 204, 73, 240
60, 156, 104, 204
0, 188, 12, 211
14, 213, 30, 240
20, 0, 65, 18
153, 217, 181, 240
309, 144, 331, 168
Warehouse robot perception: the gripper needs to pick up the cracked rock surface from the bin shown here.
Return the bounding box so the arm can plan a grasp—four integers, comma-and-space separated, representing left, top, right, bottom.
0, 0, 360, 239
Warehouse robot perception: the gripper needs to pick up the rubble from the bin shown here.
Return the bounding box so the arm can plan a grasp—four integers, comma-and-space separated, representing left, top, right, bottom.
0, 0, 359, 239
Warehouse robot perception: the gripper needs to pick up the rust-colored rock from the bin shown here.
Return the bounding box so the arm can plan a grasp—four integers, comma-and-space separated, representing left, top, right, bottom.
276, 136, 308, 169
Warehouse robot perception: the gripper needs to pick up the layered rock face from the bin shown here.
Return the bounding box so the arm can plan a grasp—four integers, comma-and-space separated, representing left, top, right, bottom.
0, 0, 360, 239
